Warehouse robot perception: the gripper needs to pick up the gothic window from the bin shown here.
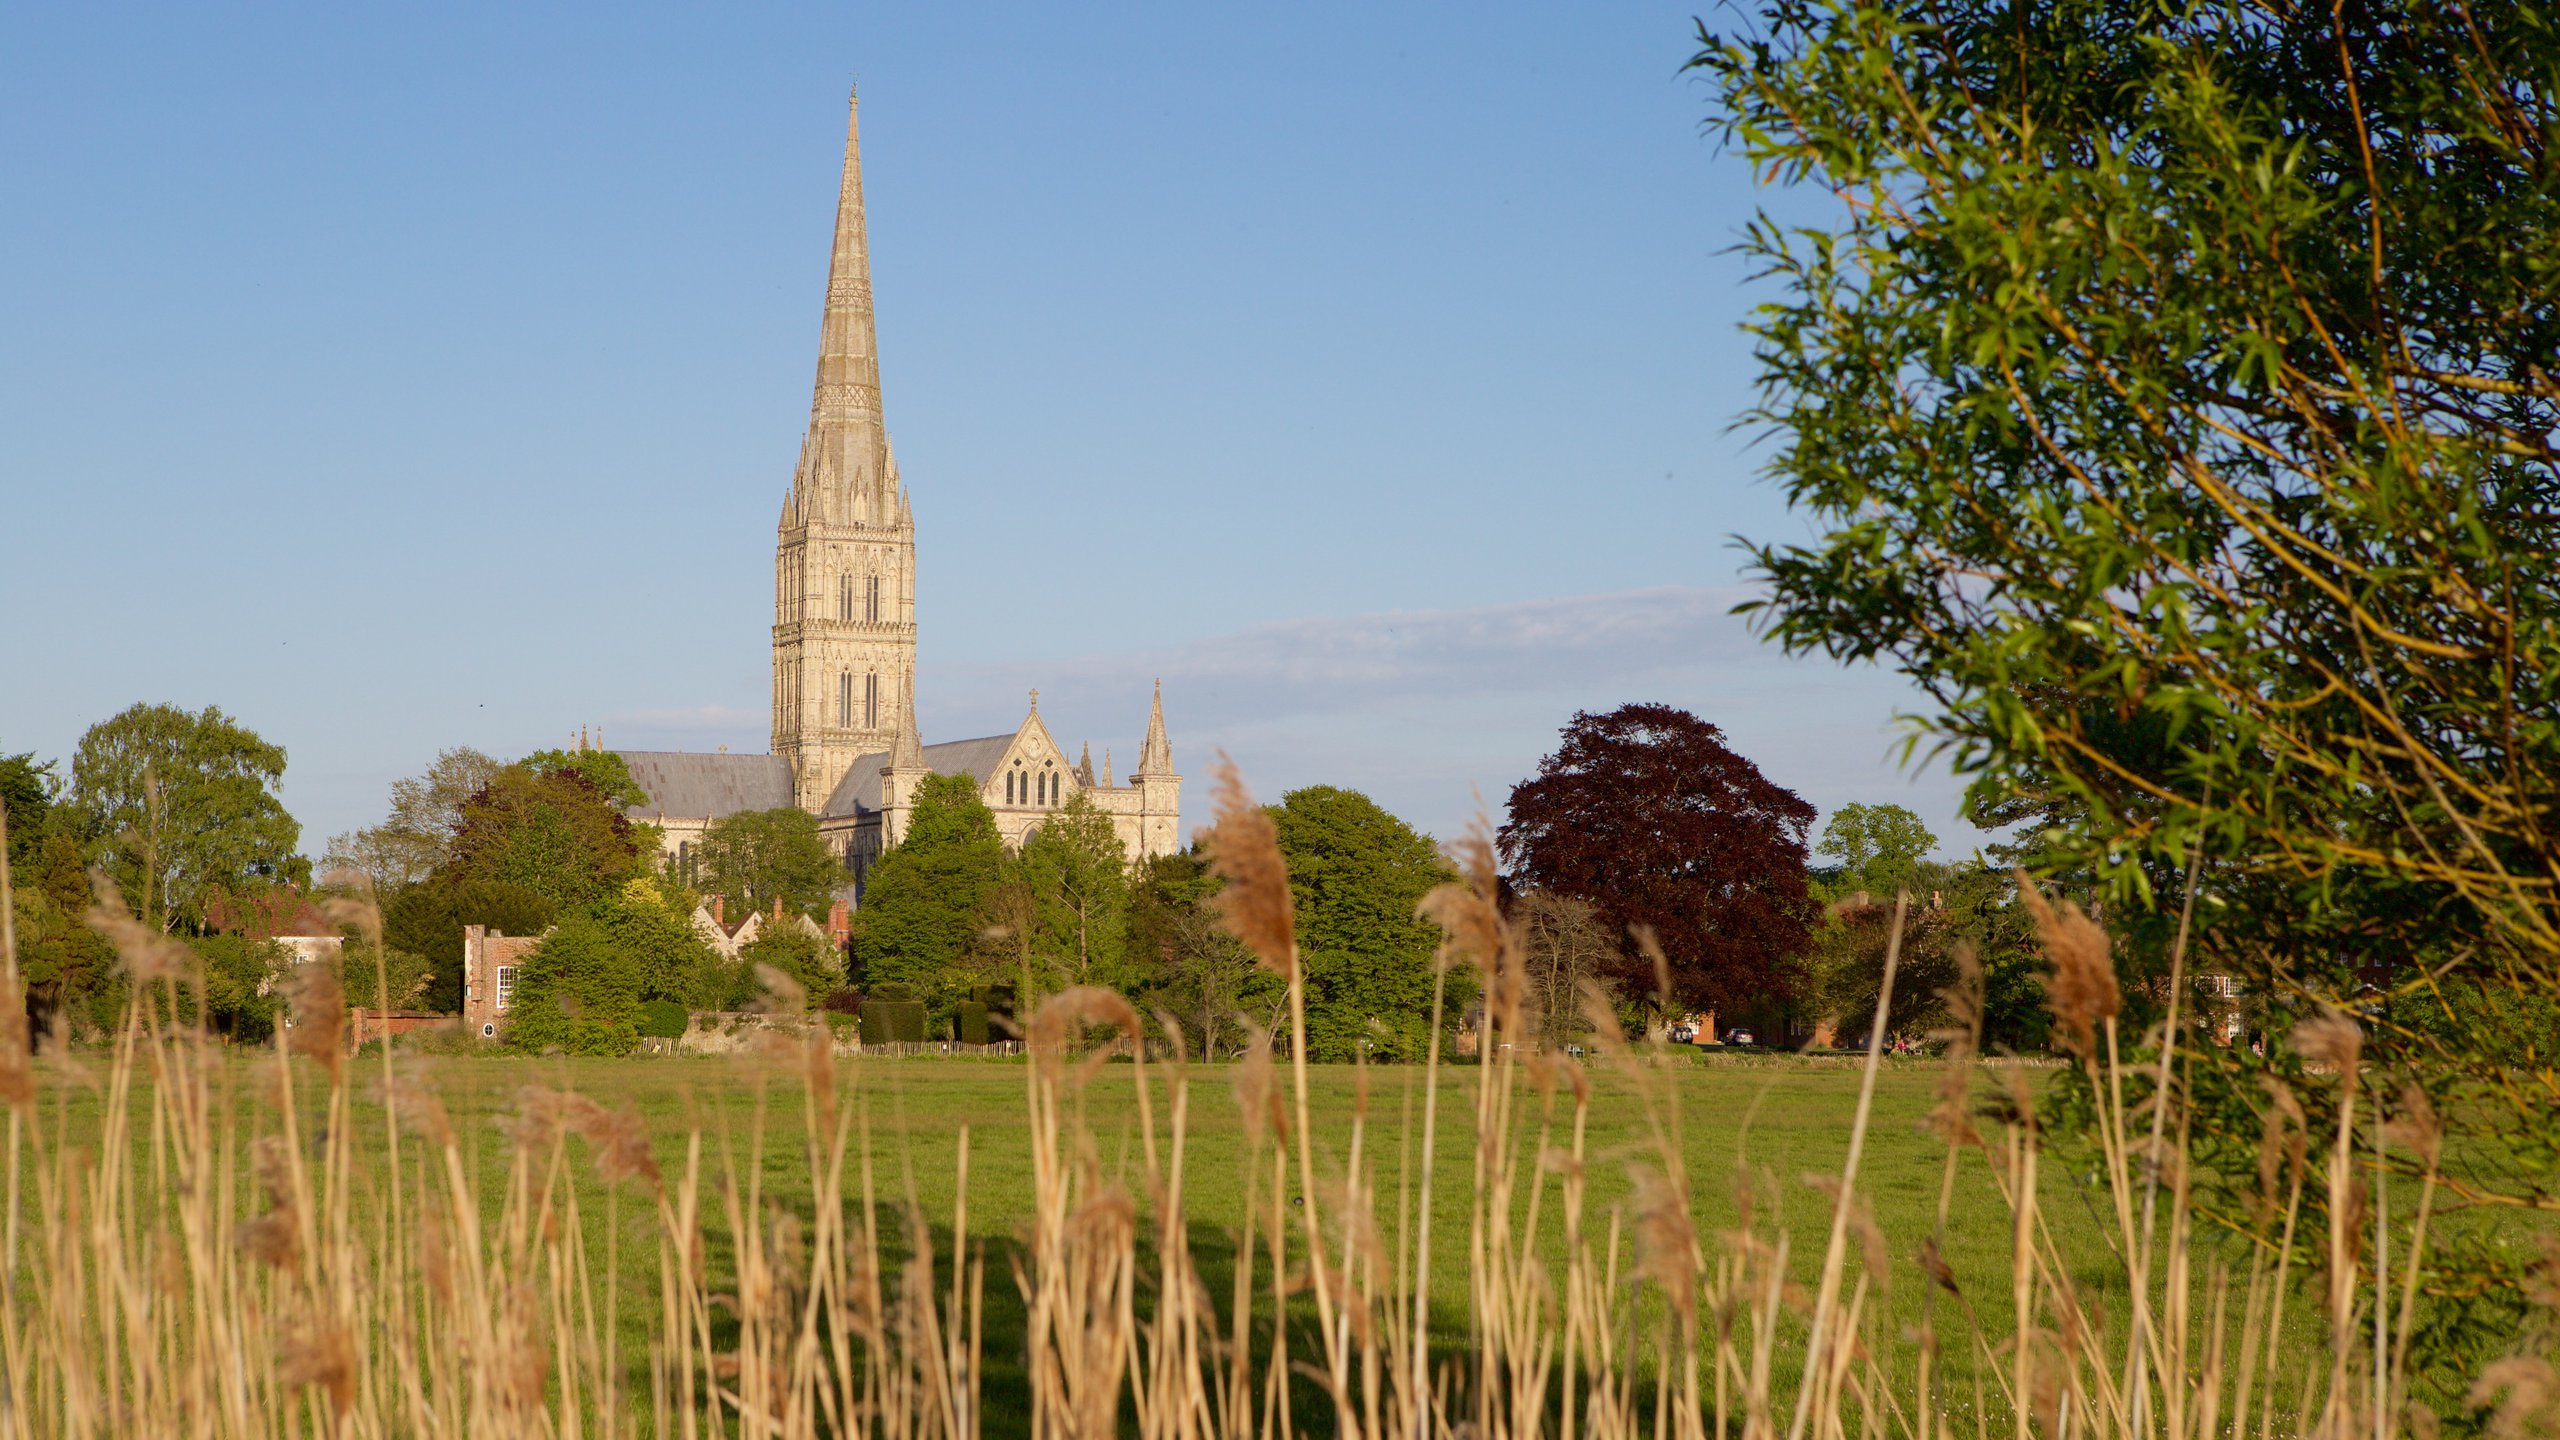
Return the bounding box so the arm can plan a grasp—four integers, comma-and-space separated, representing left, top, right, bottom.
1005, 772, 1017, 805
837, 671, 851, 727
865, 672, 877, 729
867, 574, 881, 624
839, 574, 852, 621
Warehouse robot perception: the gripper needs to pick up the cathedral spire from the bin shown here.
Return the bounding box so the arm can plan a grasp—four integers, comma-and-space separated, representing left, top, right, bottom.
1134, 678, 1174, 776
795, 85, 893, 514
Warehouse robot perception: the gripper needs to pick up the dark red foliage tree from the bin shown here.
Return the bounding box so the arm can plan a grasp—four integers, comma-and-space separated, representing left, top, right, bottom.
1499, 704, 1817, 1013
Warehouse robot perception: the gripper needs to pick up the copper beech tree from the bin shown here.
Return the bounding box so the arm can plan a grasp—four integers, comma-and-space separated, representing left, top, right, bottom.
1499, 704, 1817, 1015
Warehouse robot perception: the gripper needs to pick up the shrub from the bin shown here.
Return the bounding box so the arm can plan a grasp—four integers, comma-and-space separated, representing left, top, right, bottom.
954, 1000, 989, 1046
635, 998, 689, 1039
859, 996, 925, 1045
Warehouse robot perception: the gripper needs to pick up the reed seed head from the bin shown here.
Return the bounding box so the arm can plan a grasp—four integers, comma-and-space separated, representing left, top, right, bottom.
2016, 876, 2117, 1058
278, 1317, 357, 1416
286, 961, 346, 1079
2291, 1008, 2362, 1088
83, 871, 194, 986
1203, 757, 1295, 976
2467, 1355, 2554, 1440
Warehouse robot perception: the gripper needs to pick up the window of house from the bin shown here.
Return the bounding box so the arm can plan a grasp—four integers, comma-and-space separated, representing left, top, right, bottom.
495, 965, 517, 1011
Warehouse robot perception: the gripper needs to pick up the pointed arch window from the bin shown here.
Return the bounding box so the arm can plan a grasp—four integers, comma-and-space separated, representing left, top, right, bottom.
866, 574, 881, 624
839, 575, 852, 621
864, 671, 878, 729
1005, 772, 1017, 805
837, 671, 851, 727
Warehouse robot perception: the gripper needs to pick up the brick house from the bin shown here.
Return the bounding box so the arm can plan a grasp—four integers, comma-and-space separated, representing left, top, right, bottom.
460, 925, 545, 1039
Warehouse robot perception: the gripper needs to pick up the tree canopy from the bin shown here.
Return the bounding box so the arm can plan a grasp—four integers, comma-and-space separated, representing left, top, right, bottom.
1814, 803, 1936, 901
1017, 791, 1132, 994
0, 751, 54, 866
324, 747, 499, 892
443, 765, 640, 912
1501, 705, 1816, 1013
847, 773, 1007, 1004
522, 748, 650, 811
65, 703, 306, 931
1695, 0, 2560, 993
1270, 786, 1449, 1062
697, 807, 845, 921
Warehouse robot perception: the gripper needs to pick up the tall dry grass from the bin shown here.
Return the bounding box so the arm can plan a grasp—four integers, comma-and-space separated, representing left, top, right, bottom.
0, 785, 2509, 1438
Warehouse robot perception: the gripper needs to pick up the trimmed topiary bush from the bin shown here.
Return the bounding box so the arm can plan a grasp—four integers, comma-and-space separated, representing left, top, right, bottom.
955, 1001, 989, 1046
859, 997, 926, 1045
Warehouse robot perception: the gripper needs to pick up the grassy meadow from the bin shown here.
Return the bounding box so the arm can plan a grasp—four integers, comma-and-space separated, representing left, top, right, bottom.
24, 1043, 2333, 1435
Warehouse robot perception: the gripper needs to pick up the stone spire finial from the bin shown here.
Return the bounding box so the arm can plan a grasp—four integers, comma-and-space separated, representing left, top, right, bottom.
792, 86, 894, 514
1134, 678, 1174, 776
891, 691, 925, 769
1076, 742, 1095, 787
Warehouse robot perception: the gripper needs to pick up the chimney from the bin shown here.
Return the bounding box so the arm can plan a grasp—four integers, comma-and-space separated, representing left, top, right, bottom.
772, 895, 784, 923
828, 900, 850, 947
713, 895, 726, 926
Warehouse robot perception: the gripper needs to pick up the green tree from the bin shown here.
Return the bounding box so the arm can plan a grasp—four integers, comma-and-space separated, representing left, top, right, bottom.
1128, 849, 1280, 1060
383, 877, 556, 1012
338, 940, 435, 1015
443, 765, 640, 912
1018, 791, 1131, 994
1813, 804, 1937, 901
189, 935, 288, 1045
1270, 786, 1451, 1062
740, 926, 842, 1011
12, 832, 119, 1036
698, 807, 846, 920
1696, 3, 2560, 1050
0, 750, 55, 866
65, 703, 307, 931
594, 875, 723, 1007
502, 910, 641, 1055
847, 773, 1008, 1005
521, 748, 651, 811
1696, 0, 2560, 1340
323, 747, 500, 893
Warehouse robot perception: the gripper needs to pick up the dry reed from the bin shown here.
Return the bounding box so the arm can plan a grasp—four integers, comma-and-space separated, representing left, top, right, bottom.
0, 775, 2501, 1439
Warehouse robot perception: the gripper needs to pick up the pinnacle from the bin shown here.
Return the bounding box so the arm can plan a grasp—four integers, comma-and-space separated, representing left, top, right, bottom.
1135, 677, 1173, 775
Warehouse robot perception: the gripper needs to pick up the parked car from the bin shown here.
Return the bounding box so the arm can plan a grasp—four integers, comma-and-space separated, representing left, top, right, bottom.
1724, 1028, 1758, 1047
1668, 1023, 1697, 1044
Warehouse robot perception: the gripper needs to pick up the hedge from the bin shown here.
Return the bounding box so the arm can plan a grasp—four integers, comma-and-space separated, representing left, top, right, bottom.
859, 997, 926, 1045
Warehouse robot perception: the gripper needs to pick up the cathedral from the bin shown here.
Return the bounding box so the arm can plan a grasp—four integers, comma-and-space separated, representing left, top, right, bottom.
615, 89, 1180, 897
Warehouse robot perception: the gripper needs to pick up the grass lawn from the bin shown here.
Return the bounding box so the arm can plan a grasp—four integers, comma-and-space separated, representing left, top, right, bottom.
34, 1048, 2341, 1433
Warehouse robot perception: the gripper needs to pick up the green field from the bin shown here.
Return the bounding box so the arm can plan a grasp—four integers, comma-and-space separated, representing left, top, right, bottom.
65, 1052, 2161, 1419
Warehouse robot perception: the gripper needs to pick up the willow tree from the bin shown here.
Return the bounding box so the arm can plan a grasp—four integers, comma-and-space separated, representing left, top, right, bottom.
1694, 0, 2560, 1237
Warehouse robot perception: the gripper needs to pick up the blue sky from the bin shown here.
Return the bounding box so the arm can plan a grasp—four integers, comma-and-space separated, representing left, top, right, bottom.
0, 2, 1984, 857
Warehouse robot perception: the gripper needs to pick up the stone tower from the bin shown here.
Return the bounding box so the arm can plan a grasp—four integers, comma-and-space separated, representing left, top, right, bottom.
773, 87, 917, 810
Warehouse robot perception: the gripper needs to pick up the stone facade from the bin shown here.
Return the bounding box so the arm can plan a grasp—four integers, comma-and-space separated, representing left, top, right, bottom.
614, 88, 1179, 897
771, 88, 918, 813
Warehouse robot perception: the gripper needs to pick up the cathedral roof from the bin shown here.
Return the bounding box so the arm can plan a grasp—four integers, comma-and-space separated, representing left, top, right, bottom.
819, 733, 1018, 818
614, 751, 794, 822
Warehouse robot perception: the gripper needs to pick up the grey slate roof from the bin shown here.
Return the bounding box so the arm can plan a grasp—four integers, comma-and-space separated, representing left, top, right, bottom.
614, 751, 794, 821
818, 733, 1017, 818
